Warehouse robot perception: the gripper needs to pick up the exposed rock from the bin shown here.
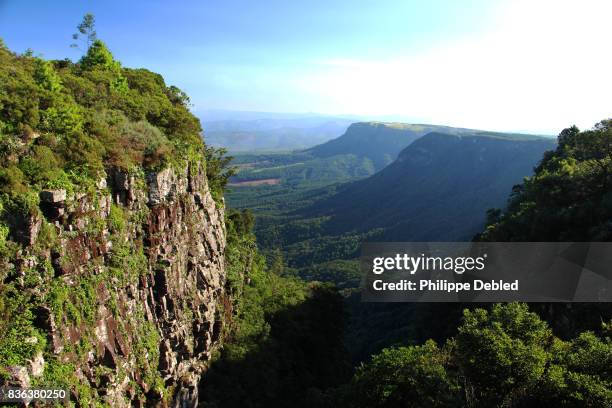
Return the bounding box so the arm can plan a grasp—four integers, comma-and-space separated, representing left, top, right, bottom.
7, 366, 30, 388
28, 352, 45, 378
6, 213, 41, 246
97, 175, 108, 190
40, 189, 67, 203
147, 167, 188, 205
4, 161, 229, 406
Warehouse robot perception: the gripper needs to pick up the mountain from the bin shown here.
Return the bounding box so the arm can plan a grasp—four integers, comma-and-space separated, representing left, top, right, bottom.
305, 122, 504, 171
304, 131, 556, 241
199, 112, 353, 152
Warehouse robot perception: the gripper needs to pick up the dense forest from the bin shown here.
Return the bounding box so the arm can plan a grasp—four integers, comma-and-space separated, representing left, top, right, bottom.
479, 120, 612, 241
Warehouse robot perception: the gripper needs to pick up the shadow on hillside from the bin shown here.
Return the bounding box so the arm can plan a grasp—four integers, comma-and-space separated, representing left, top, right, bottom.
199, 285, 351, 408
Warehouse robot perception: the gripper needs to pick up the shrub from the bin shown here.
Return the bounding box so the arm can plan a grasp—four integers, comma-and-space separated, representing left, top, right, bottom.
33, 58, 62, 92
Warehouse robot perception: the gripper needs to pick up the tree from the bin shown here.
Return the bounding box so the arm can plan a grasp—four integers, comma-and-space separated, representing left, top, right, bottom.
270, 248, 285, 276
340, 303, 612, 407
33, 58, 61, 92
348, 340, 461, 408
71, 13, 97, 51
79, 40, 119, 71
204, 146, 236, 200
455, 303, 552, 406
480, 119, 612, 241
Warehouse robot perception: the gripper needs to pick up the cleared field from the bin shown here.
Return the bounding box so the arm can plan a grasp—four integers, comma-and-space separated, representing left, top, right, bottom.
228, 178, 281, 187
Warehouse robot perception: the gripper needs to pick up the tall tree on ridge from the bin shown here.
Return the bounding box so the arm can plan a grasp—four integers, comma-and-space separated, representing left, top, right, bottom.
71, 13, 97, 52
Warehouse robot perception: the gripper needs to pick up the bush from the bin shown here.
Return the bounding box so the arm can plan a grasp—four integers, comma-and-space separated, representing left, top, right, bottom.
33, 58, 62, 92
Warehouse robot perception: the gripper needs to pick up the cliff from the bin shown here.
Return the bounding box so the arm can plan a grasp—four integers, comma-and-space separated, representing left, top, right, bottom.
0, 41, 240, 406
2, 159, 229, 406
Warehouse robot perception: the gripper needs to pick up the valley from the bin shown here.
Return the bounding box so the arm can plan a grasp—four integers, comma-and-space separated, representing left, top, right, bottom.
224, 122, 565, 368
226, 122, 556, 289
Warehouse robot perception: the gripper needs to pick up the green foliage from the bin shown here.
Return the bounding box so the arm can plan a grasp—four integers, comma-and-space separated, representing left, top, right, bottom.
0, 286, 46, 370
347, 340, 460, 408
71, 13, 97, 51
0, 223, 8, 252
0, 30, 206, 211
1, 190, 41, 216
108, 203, 126, 233
166, 85, 191, 106
47, 274, 99, 326
39, 104, 83, 134
79, 40, 119, 72
17, 145, 65, 187
205, 145, 236, 201
455, 303, 551, 405
480, 119, 612, 241
297, 259, 361, 289
0, 165, 28, 195
338, 303, 611, 408
34, 58, 62, 92
107, 239, 148, 284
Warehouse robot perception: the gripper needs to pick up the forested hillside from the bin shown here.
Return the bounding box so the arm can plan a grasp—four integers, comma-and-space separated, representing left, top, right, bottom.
479, 121, 612, 241
227, 122, 518, 189
306, 131, 555, 240
305, 122, 427, 170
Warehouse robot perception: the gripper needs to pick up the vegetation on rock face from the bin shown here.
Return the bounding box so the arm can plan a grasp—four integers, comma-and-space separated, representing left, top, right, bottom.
0, 15, 234, 405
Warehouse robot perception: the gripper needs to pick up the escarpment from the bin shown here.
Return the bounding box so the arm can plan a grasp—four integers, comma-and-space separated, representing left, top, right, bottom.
2, 161, 230, 406
0, 39, 246, 406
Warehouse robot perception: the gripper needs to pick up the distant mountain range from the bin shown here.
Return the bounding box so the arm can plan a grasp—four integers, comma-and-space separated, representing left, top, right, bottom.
199, 110, 354, 151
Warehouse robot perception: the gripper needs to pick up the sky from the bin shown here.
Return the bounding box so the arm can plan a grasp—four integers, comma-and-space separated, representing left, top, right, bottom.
0, 0, 610, 134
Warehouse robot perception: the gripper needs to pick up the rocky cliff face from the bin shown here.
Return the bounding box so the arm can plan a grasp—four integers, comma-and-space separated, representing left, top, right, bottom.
5, 159, 228, 406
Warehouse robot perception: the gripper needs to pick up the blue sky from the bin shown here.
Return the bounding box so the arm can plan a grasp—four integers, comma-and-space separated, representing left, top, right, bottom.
1, 0, 611, 133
